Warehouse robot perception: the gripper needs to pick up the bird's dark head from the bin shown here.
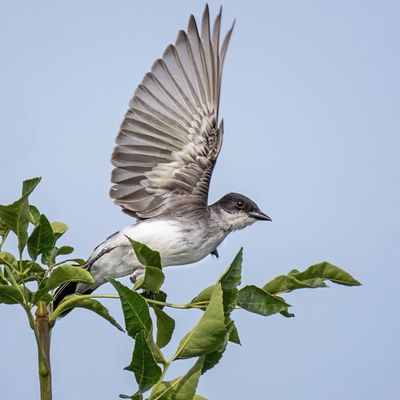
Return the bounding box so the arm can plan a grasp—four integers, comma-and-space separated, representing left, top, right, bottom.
211, 192, 271, 231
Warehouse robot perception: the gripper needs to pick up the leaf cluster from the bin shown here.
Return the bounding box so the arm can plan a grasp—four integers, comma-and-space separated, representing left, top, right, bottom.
111, 241, 360, 399
0, 178, 361, 400
0, 178, 119, 329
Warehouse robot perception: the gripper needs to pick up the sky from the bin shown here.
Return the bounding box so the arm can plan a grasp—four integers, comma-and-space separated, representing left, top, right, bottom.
1, 0, 399, 399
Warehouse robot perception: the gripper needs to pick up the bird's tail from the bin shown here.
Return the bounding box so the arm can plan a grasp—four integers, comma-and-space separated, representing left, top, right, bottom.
53, 281, 93, 317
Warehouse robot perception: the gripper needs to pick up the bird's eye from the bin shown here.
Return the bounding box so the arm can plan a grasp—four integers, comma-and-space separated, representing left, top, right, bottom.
236, 200, 244, 209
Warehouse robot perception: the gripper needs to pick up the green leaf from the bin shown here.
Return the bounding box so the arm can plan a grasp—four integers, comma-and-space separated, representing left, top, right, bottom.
191, 285, 214, 306
238, 285, 291, 317
128, 239, 162, 269
150, 356, 204, 400
263, 262, 360, 295
202, 320, 236, 374
0, 217, 10, 242
191, 248, 243, 314
16, 261, 45, 283
193, 396, 207, 400
153, 307, 175, 348
0, 178, 41, 253
0, 271, 8, 285
146, 333, 167, 365
50, 295, 123, 330
227, 319, 241, 345
291, 261, 361, 286
125, 239, 165, 292
219, 248, 242, 315
65, 258, 86, 266
50, 221, 68, 241
22, 177, 41, 197
263, 274, 327, 294
0, 252, 18, 271
176, 284, 226, 359
27, 214, 55, 260
34, 265, 94, 303
150, 290, 167, 310
107, 277, 152, 338
125, 331, 162, 393
29, 205, 41, 226
0, 284, 25, 304
0, 197, 30, 255
55, 246, 74, 257
280, 309, 295, 318
143, 266, 165, 293
119, 393, 143, 400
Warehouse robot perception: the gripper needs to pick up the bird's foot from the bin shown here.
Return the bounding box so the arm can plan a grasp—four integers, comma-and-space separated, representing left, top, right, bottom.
129, 268, 145, 284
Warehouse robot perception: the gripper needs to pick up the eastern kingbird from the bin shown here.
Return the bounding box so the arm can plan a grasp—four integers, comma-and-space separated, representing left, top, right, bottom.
54, 5, 271, 307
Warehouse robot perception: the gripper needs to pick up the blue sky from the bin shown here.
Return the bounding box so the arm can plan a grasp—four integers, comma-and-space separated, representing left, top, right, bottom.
1, 1, 399, 399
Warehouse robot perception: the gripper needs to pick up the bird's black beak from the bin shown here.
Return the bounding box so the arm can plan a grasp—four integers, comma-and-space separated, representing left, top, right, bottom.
249, 210, 272, 221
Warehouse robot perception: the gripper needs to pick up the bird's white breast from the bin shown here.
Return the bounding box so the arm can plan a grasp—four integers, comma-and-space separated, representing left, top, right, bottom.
87, 218, 228, 288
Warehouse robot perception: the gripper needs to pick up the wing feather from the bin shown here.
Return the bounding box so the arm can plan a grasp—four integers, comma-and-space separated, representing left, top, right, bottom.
110, 6, 234, 218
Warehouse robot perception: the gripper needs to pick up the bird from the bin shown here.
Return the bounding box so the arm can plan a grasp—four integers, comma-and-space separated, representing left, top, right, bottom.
54, 5, 271, 308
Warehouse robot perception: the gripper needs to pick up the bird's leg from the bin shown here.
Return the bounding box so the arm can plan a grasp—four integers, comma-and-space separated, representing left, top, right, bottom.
130, 268, 155, 298
211, 248, 219, 258
129, 267, 145, 284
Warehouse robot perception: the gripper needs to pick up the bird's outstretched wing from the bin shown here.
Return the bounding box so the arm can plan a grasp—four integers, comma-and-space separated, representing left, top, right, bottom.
110, 5, 234, 219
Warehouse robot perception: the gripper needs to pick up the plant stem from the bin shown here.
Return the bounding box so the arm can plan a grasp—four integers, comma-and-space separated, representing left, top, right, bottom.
35, 301, 52, 400
88, 293, 209, 309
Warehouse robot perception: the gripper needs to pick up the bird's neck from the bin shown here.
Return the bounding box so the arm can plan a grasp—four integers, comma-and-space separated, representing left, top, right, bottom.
208, 205, 254, 232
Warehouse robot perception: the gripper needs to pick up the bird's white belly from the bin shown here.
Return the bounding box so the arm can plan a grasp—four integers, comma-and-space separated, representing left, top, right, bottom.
87, 219, 226, 288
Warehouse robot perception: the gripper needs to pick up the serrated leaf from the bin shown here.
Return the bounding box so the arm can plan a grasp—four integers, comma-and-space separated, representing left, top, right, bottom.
27, 214, 55, 260
125, 331, 162, 393
107, 277, 152, 338
238, 285, 290, 317
50, 221, 68, 241
153, 307, 175, 348
22, 177, 41, 197
34, 265, 94, 303
150, 356, 204, 400
176, 284, 225, 359
50, 295, 123, 331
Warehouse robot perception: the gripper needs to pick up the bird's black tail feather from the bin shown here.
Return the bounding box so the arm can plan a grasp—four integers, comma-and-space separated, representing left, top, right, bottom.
53, 281, 93, 317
